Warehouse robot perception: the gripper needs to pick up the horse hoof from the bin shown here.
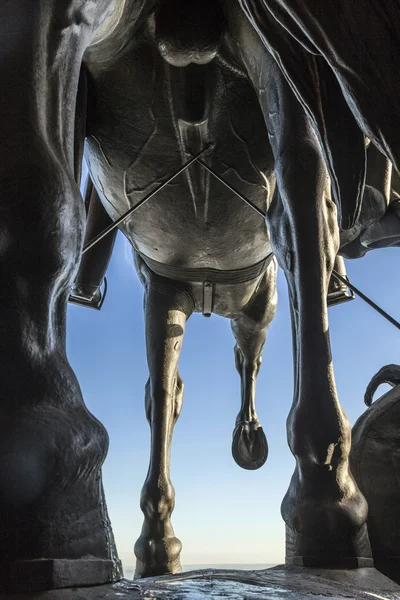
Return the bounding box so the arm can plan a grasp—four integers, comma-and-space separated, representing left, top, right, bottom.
285, 523, 373, 568
134, 534, 182, 578
232, 421, 268, 470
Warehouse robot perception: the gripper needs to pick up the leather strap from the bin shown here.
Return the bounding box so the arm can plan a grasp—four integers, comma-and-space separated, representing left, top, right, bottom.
138, 252, 274, 285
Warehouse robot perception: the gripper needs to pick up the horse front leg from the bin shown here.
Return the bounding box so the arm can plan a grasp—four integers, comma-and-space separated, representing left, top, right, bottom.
231, 260, 278, 470
134, 261, 194, 578
263, 64, 372, 567
0, 1, 121, 592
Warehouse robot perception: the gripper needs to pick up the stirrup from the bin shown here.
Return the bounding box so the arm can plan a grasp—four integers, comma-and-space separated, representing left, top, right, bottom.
327, 274, 354, 307
68, 278, 108, 311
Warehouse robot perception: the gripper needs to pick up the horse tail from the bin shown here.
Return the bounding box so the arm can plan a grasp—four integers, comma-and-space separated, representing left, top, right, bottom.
364, 364, 400, 407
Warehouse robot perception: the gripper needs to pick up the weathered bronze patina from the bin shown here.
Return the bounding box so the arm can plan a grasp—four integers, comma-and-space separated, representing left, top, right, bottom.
1, 0, 400, 592
351, 383, 400, 586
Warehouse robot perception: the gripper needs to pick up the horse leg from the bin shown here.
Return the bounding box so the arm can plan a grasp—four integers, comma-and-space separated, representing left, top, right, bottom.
231, 260, 278, 470
263, 63, 372, 567
0, 2, 122, 591
134, 260, 194, 578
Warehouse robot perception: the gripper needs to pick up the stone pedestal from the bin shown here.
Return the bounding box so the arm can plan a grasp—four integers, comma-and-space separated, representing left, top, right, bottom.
2, 565, 399, 599
3, 558, 121, 593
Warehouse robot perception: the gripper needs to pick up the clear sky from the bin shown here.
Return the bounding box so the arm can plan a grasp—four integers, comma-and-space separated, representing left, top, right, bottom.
67, 166, 400, 571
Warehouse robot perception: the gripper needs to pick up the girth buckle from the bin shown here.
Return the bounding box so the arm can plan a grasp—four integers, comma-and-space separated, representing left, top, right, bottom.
203, 281, 213, 317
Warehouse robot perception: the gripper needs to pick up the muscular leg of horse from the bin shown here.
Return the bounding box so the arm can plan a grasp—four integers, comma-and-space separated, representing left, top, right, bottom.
0, 1, 121, 591
263, 64, 372, 566
241, 0, 400, 174
134, 258, 195, 577
231, 259, 278, 470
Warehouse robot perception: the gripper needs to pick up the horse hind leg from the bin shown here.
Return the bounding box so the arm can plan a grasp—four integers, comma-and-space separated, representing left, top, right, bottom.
264, 63, 371, 566
134, 261, 194, 578
231, 340, 268, 470
231, 261, 278, 470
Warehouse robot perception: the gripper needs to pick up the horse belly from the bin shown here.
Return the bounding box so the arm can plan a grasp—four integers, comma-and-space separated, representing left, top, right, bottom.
124, 179, 271, 269
84, 35, 273, 270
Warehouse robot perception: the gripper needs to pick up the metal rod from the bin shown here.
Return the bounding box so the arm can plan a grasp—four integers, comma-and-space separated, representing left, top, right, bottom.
198, 159, 267, 219
201, 158, 400, 333
332, 270, 400, 330
82, 145, 400, 333
82, 146, 211, 254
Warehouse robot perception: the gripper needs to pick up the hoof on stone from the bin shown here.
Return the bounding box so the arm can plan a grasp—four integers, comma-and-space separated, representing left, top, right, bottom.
232, 421, 268, 470
285, 523, 373, 568
134, 535, 182, 579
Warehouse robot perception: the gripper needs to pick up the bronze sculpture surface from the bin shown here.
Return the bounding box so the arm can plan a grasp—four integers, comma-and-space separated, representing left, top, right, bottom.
351, 385, 400, 586
81, 0, 372, 580
1, 0, 400, 592
241, 0, 400, 224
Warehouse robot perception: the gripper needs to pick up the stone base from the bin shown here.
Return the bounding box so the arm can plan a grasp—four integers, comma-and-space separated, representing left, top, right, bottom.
1, 558, 122, 593
1, 564, 399, 599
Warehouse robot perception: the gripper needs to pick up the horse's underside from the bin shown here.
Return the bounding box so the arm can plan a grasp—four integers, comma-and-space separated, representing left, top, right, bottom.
0, 0, 399, 592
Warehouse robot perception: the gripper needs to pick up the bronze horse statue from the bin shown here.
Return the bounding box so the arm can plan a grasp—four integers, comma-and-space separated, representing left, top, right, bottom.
342, 150, 400, 585
74, 166, 354, 577
74, 0, 371, 579
77, 185, 278, 577
1, 0, 399, 591
74, 139, 400, 581
241, 5, 400, 582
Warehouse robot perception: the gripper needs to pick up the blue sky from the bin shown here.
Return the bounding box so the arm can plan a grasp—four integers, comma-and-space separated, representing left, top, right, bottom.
66, 210, 400, 570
